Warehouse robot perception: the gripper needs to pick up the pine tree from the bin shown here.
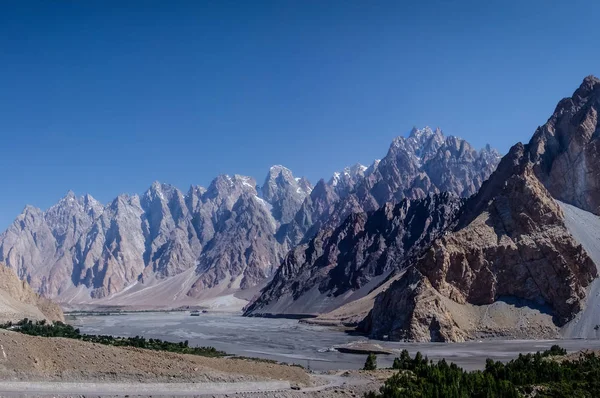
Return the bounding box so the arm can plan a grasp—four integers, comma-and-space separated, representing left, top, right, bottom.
364, 353, 377, 370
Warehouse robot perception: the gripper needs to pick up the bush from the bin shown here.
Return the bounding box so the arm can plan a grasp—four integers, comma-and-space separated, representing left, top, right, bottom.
364, 353, 377, 371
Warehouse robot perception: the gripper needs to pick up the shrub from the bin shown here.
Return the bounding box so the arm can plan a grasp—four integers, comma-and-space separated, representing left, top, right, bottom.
364, 353, 377, 371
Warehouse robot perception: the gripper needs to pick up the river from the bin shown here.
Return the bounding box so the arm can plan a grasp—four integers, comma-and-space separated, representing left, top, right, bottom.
72, 312, 600, 371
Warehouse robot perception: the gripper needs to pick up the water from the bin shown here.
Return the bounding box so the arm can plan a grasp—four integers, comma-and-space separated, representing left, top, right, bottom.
72, 312, 600, 371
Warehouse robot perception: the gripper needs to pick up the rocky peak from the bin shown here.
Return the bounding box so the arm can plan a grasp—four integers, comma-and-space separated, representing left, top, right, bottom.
44, 191, 101, 242
185, 185, 207, 212
203, 175, 255, 206
142, 181, 180, 204
365, 159, 380, 175
328, 163, 369, 198
296, 177, 313, 195
261, 165, 312, 224
526, 75, 600, 214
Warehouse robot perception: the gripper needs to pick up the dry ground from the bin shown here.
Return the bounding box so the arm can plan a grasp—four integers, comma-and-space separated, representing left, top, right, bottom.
0, 329, 309, 386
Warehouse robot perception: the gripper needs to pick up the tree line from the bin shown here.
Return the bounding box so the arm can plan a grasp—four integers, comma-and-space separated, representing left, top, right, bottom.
0, 319, 226, 357
364, 345, 600, 397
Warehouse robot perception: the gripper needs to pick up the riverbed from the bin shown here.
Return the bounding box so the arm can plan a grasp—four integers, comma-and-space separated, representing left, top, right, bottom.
72, 312, 600, 371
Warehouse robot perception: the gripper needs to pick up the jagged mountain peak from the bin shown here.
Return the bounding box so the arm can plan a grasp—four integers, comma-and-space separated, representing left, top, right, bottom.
261, 165, 312, 225
263, 165, 309, 190
144, 181, 180, 200
22, 204, 42, 215
187, 184, 206, 195
296, 176, 313, 194
46, 190, 101, 217
408, 126, 441, 140
267, 164, 293, 176
205, 174, 258, 199
111, 193, 141, 209
328, 162, 370, 197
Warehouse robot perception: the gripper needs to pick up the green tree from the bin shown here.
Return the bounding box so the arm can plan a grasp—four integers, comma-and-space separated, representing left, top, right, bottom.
364, 353, 377, 371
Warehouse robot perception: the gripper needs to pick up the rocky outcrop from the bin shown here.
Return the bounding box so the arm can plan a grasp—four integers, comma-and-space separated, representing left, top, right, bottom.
364, 76, 600, 342
245, 193, 465, 316
0, 263, 64, 323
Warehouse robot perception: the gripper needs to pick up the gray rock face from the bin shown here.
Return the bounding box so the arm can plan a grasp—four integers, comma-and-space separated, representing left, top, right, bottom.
363, 76, 600, 342
0, 172, 297, 302
261, 165, 312, 225
245, 193, 465, 316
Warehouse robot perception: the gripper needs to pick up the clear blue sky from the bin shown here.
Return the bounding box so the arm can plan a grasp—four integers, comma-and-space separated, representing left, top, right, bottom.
0, 0, 598, 229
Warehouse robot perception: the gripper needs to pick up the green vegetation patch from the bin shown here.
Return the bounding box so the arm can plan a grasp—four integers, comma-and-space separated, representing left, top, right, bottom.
1, 319, 226, 357
366, 345, 600, 397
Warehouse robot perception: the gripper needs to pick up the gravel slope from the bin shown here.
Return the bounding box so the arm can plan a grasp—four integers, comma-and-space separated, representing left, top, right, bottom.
559, 201, 600, 338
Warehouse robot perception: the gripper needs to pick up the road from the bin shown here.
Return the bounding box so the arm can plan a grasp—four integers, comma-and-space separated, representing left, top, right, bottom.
0, 381, 291, 396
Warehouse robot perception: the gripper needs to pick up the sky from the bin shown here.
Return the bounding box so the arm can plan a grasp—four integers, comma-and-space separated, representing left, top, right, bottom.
0, 0, 599, 229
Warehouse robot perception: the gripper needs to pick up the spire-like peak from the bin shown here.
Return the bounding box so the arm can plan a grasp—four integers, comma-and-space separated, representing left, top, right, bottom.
408, 126, 435, 139
573, 75, 600, 100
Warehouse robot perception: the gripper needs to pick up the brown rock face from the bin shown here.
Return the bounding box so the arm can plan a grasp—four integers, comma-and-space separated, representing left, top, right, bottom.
365, 76, 600, 341
366, 165, 597, 341
0, 264, 64, 323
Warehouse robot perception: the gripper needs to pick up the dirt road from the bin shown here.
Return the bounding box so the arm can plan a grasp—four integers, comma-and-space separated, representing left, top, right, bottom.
0, 381, 291, 396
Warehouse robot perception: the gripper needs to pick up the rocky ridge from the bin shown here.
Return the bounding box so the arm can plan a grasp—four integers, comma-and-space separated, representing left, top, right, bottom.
0, 129, 499, 305
280, 127, 501, 248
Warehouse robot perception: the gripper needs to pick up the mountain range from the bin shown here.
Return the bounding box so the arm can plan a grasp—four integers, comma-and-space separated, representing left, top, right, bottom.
4, 76, 599, 344
248, 75, 600, 343
0, 127, 500, 308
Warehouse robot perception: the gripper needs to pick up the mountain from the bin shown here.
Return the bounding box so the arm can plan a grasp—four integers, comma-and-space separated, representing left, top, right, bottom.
0, 172, 308, 305
246, 129, 500, 316
245, 193, 465, 316
361, 76, 600, 342
0, 128, 499, 307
